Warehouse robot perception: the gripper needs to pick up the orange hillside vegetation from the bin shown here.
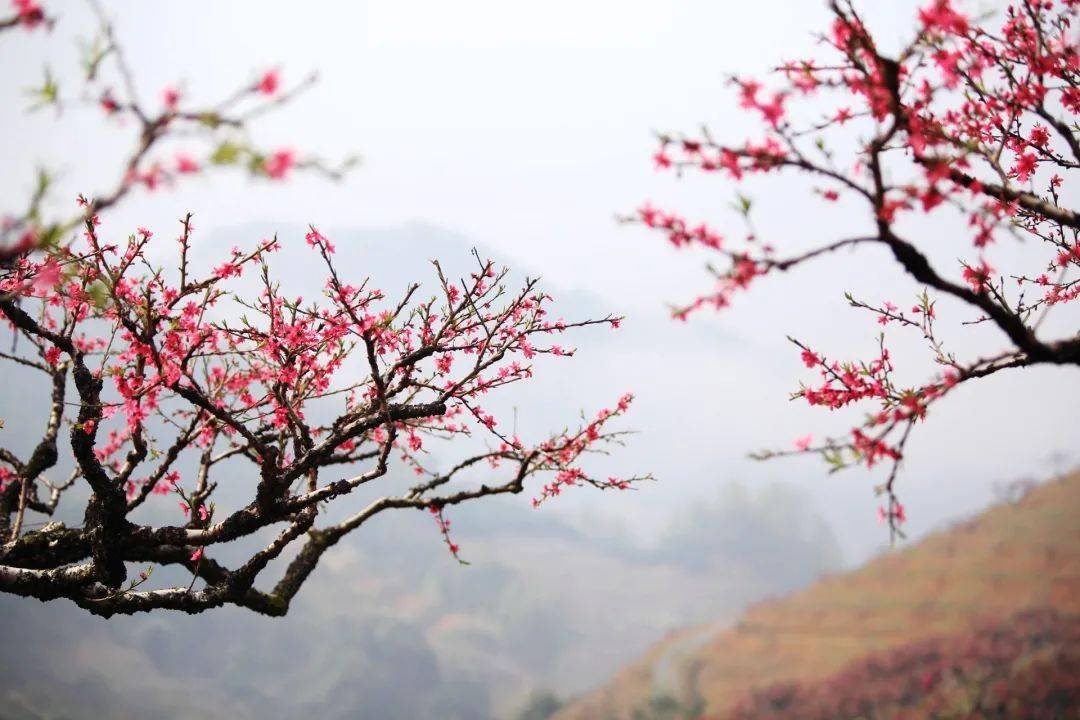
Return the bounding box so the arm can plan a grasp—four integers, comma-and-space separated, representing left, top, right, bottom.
554, 472, 1080, 720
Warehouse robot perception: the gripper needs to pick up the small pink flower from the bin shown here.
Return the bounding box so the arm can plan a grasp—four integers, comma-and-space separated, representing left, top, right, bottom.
32, 260, 62, 294
176, 154, 199, 174
264, 149, 295, 180
44, 345, 61, 366
256, 70, 279, 95
162, 86, 181, 112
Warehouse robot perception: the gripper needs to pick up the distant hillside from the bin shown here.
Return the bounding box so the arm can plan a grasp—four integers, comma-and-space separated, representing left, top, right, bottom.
730, 608, 1075, 720
726, 607, 1078, 720
554, 472, 1080, 720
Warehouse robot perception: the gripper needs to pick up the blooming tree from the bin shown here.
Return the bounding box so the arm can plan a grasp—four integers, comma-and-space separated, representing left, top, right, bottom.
0, 3, 641, 615
639, 0, 1079, 539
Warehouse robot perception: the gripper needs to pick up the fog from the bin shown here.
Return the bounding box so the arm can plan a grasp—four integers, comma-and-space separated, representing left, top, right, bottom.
0, 1, 1077, 718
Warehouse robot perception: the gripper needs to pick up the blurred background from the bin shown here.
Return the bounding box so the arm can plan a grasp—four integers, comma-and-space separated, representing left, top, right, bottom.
0, 1, 1076, 718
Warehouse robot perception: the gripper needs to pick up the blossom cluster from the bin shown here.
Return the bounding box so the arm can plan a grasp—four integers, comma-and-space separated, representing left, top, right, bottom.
640, 0, 1079, 535
0, 6, 642, 615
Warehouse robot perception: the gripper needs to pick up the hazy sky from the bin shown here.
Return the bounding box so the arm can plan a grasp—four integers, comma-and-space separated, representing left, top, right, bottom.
1, 0, 1076, 565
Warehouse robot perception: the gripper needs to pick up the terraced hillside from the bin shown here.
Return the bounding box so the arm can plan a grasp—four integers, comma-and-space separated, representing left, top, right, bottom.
726, 607, 1078, 719
554, 473, 1080, 720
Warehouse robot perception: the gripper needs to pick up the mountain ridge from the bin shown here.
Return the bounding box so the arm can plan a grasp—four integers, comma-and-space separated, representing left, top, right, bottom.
554, 471, 1080, 720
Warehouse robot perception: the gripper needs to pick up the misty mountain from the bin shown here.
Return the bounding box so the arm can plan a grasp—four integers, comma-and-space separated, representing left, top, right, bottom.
0, 484, 840, 720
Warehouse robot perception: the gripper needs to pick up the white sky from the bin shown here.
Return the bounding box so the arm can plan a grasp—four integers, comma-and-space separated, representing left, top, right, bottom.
1, 0, 1076, 565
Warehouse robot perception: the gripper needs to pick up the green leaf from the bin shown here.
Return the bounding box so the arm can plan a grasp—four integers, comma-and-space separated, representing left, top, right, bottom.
25, 66, 60, 113
211, 141, 242, 166
731, 193, 754, 217
88, 280, 110, 309
37, 224, 62, 251
246, 153, 266, 176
